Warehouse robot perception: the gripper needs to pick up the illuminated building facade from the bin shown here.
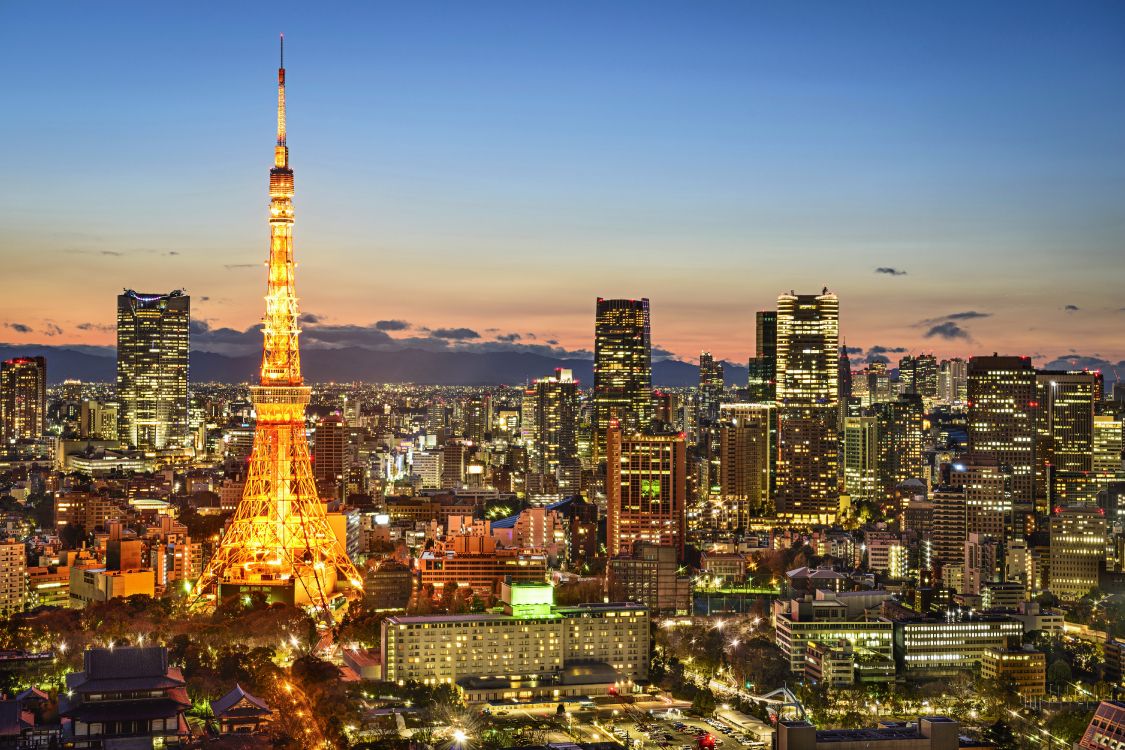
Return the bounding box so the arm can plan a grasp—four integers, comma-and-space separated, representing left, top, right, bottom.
1037, 370, 1099, 503
606, 423, 686, 559
776, 291, 839, 407
1048, 505, 1107, 600
930, 487, 968, 565
967, 356, 1036, 503
1093, 415, 1125, 490
698, 351, 724, 423
196, 42, 362, 608
0, 539, 26, 615
747, 310, 777, 402
899, 354, 939, 409
717, 402, 774, 526
607, 541, 692, 615
773, 593, 895, 674
891, 613, 1023, 675
981, 647, 1046, 697
775, 411, 839, 523
875, 394, 924, 502
775, 291, 840, 522
380, 582, 649, 701
843, 416, 878, 501
116, 290, 190, 452
592, 298, 652, 461
0, 356, 46, 444
533, 369, 580, 492
938, 358, 968, 406
313, 414, 348, 498
417, 535, 547, 595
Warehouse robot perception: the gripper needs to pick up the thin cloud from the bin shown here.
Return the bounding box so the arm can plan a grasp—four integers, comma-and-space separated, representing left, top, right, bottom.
431, 327, 480, 341
76, 322, 114, 333
43, 323, 63, 336
299, 312, 323, 324
868, 345, 908, 354
924, 322, 971, 340
224, 263, 257, 270
1063, 304, 1080, 312
4, 323, 32, 333
496, 333, 521, 342
375, 320, 410, 331
874, 267, 907, 276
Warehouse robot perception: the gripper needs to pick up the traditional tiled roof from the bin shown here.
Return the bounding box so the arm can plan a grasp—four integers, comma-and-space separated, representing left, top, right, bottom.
65, 647, 186, 694
211, 684, 271, 718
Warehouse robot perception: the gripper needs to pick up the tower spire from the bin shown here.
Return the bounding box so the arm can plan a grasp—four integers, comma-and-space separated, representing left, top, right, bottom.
195, 40, 363, 615
276, 34, 287, 161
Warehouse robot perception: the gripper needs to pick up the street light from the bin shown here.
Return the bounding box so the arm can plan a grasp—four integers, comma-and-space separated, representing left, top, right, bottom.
452, 728, 468, 746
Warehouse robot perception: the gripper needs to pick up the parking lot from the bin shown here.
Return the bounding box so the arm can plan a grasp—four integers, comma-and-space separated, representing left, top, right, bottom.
603, 712, 770, 750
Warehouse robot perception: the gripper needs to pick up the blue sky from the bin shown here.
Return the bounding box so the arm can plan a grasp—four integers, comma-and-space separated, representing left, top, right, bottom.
1, 1, 1123, 366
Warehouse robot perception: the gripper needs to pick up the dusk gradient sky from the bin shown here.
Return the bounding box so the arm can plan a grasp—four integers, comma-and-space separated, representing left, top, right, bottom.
2, 2, 1124, 369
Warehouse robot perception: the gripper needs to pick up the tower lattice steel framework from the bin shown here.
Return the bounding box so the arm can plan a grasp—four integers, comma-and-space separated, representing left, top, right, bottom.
196, 38, 363, 609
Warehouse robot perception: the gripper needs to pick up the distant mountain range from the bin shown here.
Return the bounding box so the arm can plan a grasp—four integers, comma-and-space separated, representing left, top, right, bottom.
0, 344, 749, 388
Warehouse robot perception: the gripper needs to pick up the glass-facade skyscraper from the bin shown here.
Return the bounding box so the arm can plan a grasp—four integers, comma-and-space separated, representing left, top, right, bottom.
592, 297, 652, 461
0, 356, 46, 444
774, 290, 840, 522
746, 310, 777, 402
116, 289, 190, 452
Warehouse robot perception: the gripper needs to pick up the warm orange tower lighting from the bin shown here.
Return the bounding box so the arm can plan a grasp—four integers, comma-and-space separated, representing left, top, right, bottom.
195, 38, 363, 609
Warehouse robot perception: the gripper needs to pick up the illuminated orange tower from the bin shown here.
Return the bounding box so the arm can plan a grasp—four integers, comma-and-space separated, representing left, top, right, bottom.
196, 37, 362, 608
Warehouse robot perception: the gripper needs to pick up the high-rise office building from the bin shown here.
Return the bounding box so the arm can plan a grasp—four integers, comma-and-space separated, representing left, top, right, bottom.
932, 487, 968, 565
1093, 416, 1124, 488
967, 356, 1036, 504
606, 423, 686, 559
0, 539, 26, 615
534, 369, 580, 492
776, 291, 839, 407
593, 298, 652, 460
1036, 371, 1099, 503
1, 356, 46, 444
1048, 506, 1107, 600
116, 290, 190, 451
313, 414, 348, 496
464, 393, 492, 445
953, 460, 1013, 541
875, 394, 924, 501
938, 358, 969, 406
843, 415, 878, 501
717, 403, 774, 527
79, 399, 118, 440
746, 310, 777, 402
775, 290, 840, 521
698, 351, 724, 424
775, 411, 840, 522
900, 354, 939, 409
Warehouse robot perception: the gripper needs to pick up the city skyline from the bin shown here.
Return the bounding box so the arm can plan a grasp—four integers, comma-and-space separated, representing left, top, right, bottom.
2, 3, 1125, 373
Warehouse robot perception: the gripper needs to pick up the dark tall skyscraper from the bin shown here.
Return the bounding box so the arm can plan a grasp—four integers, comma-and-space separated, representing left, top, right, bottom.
116, 290, 190, 452
0, 356, 46, 444
747, 310, 777, 402
967, 355, 1036, 504
593, 297, 652, 460
698, 350, 724, 424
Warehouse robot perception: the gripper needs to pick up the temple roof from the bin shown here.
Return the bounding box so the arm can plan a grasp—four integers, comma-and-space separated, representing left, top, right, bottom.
211, 684, 272, 718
